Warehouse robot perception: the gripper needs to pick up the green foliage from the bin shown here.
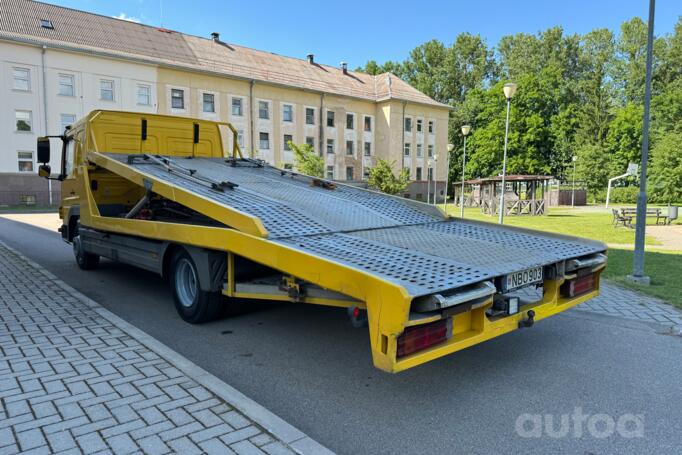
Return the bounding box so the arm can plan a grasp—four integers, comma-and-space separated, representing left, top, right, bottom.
367, 159, 410, 195
288, 141, 323, 178
358, 16, 682, 197
649, 132, 682, 203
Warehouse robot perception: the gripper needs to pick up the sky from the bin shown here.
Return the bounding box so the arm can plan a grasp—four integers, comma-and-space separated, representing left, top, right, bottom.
54, 0, 680, 68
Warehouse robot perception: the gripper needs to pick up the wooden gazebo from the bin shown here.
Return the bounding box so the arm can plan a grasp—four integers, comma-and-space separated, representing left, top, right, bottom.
465, 175, 553, 216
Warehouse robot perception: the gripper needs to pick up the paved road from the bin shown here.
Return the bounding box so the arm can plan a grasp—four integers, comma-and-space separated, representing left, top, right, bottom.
2, 216, 681, 454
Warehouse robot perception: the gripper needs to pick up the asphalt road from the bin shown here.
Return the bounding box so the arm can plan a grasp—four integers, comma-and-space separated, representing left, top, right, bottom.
1, 215, 681, 455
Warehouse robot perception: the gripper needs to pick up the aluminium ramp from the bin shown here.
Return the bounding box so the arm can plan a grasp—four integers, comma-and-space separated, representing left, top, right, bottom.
98, 153, 606, 298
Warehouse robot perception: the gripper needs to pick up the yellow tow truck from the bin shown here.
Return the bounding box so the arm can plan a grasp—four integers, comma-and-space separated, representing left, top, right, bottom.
37, 110, 607, 373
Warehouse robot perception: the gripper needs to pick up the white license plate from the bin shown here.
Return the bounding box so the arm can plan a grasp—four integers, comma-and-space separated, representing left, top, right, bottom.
505, 267, 543, 291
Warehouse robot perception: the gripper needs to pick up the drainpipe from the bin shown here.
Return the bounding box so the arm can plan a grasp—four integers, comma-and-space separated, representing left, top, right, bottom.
401, 100, 406, 181
249, 80, 255, 158
41, 45, 52, 205
319, 93, 325, 158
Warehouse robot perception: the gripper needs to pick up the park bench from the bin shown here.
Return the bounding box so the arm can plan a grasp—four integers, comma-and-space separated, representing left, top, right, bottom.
612, 209, 633, 228
620, 207, 669, 226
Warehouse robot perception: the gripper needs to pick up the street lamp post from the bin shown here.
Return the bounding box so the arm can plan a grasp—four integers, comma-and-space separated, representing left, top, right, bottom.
498, 82, 517, 224
432, 154, 439, 205
559, 155, 578, 207
426, 158, 433, 204
460, 125, 471, 218
444, 143, 454, 214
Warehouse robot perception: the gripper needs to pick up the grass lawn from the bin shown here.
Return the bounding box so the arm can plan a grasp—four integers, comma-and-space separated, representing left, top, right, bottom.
442, 204, 681, 309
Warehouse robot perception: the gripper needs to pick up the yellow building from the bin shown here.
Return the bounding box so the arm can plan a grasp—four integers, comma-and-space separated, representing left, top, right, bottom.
0, 0, 450, 200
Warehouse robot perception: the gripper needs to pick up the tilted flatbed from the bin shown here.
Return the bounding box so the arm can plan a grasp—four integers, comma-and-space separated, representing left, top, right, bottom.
37, 110, 607, 373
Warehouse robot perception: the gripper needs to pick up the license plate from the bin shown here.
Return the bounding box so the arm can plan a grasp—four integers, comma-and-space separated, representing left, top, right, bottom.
505, 266, 543, 292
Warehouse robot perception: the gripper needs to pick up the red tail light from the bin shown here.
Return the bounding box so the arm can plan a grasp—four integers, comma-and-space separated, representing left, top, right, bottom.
397, 319, 450, 359
561, 273, 596, 297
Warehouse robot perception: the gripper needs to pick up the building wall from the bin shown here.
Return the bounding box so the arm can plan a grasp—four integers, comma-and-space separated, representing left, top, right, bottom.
1, 39, 450, 202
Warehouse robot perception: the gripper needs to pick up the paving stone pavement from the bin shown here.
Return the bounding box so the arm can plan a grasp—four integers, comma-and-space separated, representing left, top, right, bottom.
575, 281, 682, 327
0, 242, 332, 455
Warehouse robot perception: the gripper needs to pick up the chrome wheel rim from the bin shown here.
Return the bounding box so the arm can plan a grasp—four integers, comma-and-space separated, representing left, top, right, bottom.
175, 258, 198, 308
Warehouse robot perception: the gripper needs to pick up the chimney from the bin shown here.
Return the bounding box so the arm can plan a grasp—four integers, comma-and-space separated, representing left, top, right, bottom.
307, 53, 314, 64
211, 32, 220, 42
341, 62, 348, 74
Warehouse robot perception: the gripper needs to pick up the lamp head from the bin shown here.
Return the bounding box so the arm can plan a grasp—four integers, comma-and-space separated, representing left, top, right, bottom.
461, 125, 471, 136
503, 82, 518, 100
572, 155, 578, 162
447, 143, 455, 152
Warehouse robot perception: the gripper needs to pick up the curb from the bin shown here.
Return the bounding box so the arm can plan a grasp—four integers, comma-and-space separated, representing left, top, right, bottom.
1, 241, 334, 455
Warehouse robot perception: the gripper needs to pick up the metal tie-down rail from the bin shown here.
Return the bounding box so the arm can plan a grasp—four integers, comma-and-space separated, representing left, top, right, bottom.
127, 154, 238, 192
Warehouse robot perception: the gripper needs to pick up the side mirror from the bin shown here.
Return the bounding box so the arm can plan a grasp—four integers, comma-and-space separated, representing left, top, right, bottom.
38, 164, 52, 178
37, 137, 51, 164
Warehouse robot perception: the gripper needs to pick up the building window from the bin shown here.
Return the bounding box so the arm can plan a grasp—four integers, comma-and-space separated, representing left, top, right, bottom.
59, 74, 75, 96
100, 79, 114, 101
60, 114, 76, 132
364, 116, 372, 132
15, 110, 32, 132
417, 119, 423, 132
237, 130, 244, 147
326, 139, 335, 154
259, 101, 269, 119
345, 140, 354, 155
305, 136, 315, 148
416, 167, 423, 180
405, 117, 412, 132
404, 143, 411, 156
18, 151, 34, 172
40, 19, 54, 29
363, 168, 370, 180
284, 163, 293, 170
428, 120, 434, 134
326, 165, 334, 180
428, 168, 433, 180
203, 93, 215, 113
259, 132, 270, 149
232, 98, 243, 116
170, 88, 184, 109
283, 134, 293, 151
305, 108, 315, 125
346, 113, 354, 130
346, 166, 354, 181
364, 142, 371, 156
326, 111, 335, 127
428, 144, 434, 157
137, 84, 151, 106
12, 68, 30, 91
416, 144, 423, 157
283, 104, 293, 122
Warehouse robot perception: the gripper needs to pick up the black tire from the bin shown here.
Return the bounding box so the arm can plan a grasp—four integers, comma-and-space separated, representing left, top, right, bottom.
73, 235, 100, 270
169, 248, 223, 324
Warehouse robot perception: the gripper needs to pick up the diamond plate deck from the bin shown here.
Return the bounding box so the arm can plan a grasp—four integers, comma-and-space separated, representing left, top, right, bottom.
105, 154, 606, 297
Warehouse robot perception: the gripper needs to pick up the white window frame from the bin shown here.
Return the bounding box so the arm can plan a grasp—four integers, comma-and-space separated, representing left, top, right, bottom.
428, 144, 434, 157
305, 107, 315, 125
15, 110, 33, 132
345, 140, 354, 155
237, 130, 245, 148
100, 79, 115, 101
259, 132, 270, 150
258, 101, 270, 120
364, 141, 371, 156
404, 142, 411, 156
404, 117, 412, 133
326, 138, 335, 154
282, 104, 294, 122
12, 67, 31, 92
58, 74, 75, 97
416, 143, 423, 157
326, 165, 334, 180
202, 92, 216, 113
232, 97, 243, 116
283, 134, 293, 151
17, 151, 34, 172
417, 119, 423, 132
428, 120, 435, 134
364, 115, 372, 132
346, 113, 354, 130
170, 88, 185, 110
345, 166, 354, 181
60, 114, 76, 132
326, 110, 335, 128
136, 84, 151, 106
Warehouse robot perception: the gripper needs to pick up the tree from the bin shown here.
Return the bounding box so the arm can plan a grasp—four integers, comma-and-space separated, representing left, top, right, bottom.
367, 159, 410, 195
649, 132, 682, 203
575, 143, 611, 198
605, 103, 643, 176
289, 141, 323, 177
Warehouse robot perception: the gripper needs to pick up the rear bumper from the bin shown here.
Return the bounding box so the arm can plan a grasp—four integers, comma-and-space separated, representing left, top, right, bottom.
378, 270, 603, 373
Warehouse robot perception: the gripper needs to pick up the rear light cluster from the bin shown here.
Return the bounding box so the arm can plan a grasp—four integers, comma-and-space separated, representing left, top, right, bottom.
397, 319, 450, 359
561, 273, 596, 298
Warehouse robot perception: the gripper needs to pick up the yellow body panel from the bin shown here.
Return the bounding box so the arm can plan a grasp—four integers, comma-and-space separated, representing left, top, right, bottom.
54, 110, 605, 373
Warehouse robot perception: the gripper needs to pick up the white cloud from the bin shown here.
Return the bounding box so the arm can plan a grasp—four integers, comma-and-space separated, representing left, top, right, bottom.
114, 13, 141, 23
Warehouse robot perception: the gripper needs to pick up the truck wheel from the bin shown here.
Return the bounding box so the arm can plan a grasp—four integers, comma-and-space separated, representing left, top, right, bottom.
73, 235, 100, 270
170, 249, 222, 323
